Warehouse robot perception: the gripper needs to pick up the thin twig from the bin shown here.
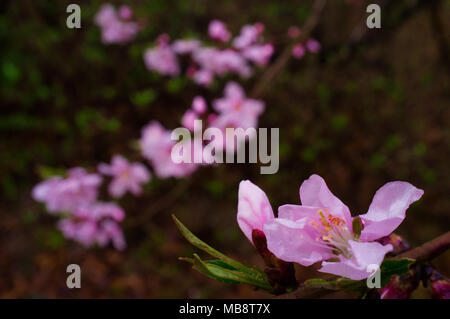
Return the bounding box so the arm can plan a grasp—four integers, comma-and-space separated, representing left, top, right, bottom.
394, 231, 450, 262
250, 0, 327, 99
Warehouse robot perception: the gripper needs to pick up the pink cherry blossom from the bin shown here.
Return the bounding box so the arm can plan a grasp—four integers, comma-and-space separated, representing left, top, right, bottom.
237, 180, 275, 244
143, 43, 180, 76
118, 5, 133, 20
32, 167, 102, 213
233, 24, 260, 50
193, 69, 214, 86
242, 44, 274, 66
140, 121, 197, 178
98, 155, 151, 197
212, 82, 265, 131
192, 48, 251, 79
261, 174, 423, 280
208, 20, 231, 42
58, 202, 126, 250
73, 201, 125, 222
172, 39, 201, 54
94, 4, 139, 44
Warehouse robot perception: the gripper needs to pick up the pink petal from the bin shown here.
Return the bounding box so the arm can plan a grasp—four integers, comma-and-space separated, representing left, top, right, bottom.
359, 181, 424, 241
224, 82, 244, 100
131, 163, 151, 183
97, 162, 112, 175
278, 204, 322, 221
299, 174, 352, 227
319, 240, 393, 280
109, 179, 127, 197
237, 180, 274, 243
264, 218, 333, 266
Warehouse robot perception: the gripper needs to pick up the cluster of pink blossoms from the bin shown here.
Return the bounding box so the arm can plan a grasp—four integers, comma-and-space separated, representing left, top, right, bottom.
34, 81, 265, 248
237, 174, 424, 280
33, 157, 151, 250
94, 4, 140, 44
140, 81, 265, 177
143, 20, 274, 86
38, 8, 271, 250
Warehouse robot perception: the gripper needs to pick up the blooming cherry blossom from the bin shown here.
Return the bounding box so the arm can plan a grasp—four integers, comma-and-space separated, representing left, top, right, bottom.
262, 174, 423, 280
98, 155, 151, 197
32, 167, 102, 213
208, 20, 231, 42
94, 4, 140, 44
140, 121, 197, 178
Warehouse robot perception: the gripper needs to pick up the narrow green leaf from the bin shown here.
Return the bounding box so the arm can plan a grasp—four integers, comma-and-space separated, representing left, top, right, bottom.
192, 255, 273, 290
172, 215, 259, 276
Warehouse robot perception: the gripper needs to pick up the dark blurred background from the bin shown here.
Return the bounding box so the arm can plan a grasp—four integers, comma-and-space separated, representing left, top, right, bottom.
0, 0, 449, 298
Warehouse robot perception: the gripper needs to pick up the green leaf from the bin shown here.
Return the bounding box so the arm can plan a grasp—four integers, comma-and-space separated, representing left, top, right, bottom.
182, 254, 273, 290
172, 215, 258, 276
173, 215, 273, 291
380, 258, 415, 287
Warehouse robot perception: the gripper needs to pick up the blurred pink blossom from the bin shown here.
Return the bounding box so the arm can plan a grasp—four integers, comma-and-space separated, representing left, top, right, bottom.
233, 24, 260, 50
140, 121, 197, 178
181, 110, 199, 131
208, 20, 231, 42
192, 69, 214, 86
143, 43, 180, 76
59, 202, 126, 250
292, 44, 306, 59
192, 48, 252, 79
212, 82, 265, 131
94, 4, 139, 44
288, 26, 301, 38
192, 96, 207, 114
242, 44, 274, 66
305, 38, 321, 53
98, 155, 151, 197
118, 5, 133, 20
32, 168, 102, 213
172, 39, 202, 54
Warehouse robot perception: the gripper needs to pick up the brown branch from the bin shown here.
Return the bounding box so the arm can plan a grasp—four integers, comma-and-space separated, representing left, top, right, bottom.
394, 231, 450, 263
250, 0, 327, 99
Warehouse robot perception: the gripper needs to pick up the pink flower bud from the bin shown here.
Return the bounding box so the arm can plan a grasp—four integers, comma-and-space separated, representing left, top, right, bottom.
306, 38, 321, 53
288, 26, 301, 38
118, 5, 133, 20
292, 44, 306, 59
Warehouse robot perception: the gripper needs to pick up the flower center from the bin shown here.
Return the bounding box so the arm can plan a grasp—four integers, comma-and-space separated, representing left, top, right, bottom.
308, 209, 355, 259
120, 170, 130, 180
